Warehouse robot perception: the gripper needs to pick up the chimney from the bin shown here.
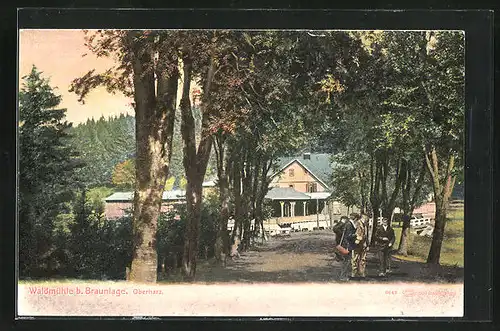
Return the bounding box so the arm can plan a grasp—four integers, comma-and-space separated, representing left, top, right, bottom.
303, 152, 311, 160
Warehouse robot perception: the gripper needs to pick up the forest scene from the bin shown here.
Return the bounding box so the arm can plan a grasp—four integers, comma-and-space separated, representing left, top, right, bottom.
18, 29, 465, 316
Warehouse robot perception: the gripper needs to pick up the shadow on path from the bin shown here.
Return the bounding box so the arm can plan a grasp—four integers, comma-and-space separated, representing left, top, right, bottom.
161, 231, 464, 284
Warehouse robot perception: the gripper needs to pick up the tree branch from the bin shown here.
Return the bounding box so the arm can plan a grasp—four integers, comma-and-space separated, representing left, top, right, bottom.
423, 145, 440, 195
410, 159, 427, 212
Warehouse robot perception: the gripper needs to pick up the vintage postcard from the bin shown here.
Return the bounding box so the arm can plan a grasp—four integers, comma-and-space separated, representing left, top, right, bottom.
17, 27, 465, 317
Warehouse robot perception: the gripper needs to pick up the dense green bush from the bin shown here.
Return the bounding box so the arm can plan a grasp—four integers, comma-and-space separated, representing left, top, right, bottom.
199, 194, 219, 259
156, 195, 219, 273
68, 200, 133, 280
21, 190, 220, 280
156, 210, 186, 272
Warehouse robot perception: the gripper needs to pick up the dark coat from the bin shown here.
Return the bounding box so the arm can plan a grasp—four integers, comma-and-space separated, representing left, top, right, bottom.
332, 221, 345, 239
374, 225, 395, 250
338, 220, 357, 251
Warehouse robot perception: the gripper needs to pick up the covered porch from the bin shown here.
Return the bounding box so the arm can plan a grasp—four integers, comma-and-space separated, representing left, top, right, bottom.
264, 187, 331, 221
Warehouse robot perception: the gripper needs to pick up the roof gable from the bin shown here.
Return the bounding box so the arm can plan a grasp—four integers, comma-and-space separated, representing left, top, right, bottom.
270, 153, 333, 189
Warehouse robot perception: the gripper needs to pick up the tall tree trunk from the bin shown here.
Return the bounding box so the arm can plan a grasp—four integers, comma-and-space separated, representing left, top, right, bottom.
398, 159, 411, 256
256, 157, 273, 242
427, 206, 447, 264
398, 221, 411, 256
250, 155, 261, 222
230, 157, 242, 240
358, 171, 368, 213
249, 154, 265, 243
241, 152, 254, 251
230, 156, 243, 256
425, 147, 456, 264
180, 52, 215, 280
183, 178, 203, 279
397, 159, 426, 256
129, 32, 178, 283
381, 156, 405, 226
260, 218, 267, 243
369, 154, 382, 244
380, 152, 389, 218
213, 134, 230, 266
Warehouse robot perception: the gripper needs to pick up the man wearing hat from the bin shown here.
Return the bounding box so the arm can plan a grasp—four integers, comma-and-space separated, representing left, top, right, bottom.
374, 217, 395, 276
336, 213, 358, 281
332, 216, 348, 262
352, 213, 369, 278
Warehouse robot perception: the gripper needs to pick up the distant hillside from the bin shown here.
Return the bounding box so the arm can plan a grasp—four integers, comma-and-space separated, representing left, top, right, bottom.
69, 112, 217, 189
69, 114, 136, 187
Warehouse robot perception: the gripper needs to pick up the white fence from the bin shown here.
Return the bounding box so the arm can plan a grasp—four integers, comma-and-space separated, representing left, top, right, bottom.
227, 219, 256, 232
289, 220, 331, 231
261, 219, 333, 236
265, 223, 292, 236
227, 217, 336, 237
410, 217, 431, 228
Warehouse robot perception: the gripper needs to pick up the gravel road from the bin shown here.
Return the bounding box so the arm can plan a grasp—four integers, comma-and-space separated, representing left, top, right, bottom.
18, 231, 463, 317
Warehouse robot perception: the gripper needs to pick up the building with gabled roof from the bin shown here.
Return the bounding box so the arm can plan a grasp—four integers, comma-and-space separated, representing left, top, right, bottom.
104, 181, 216, 219
268, 152, 333, 192
264, 153, 349, 225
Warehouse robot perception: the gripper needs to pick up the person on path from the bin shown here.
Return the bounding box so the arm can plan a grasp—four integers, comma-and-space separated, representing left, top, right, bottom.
332, 216, 348, 261
352, 213, 369, 278
337, 213, 358, 281
374, 217, 395, 276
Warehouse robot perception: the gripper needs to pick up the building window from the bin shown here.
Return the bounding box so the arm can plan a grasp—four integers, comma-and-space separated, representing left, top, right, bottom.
307, 183, 317, 193
289, 168, 294, 177
289, 184, 294, 188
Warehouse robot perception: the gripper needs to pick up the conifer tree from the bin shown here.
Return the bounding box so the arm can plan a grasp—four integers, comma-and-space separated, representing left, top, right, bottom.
19, 66, 82, 277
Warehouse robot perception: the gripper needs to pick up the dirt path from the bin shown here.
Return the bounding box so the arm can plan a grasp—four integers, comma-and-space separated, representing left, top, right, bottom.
18, 231, 464, 316
189, 231, 464, 283
190, 232, 335, 283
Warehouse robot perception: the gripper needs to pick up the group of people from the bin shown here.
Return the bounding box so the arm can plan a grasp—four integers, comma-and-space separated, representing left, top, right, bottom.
333, 213, 395, 281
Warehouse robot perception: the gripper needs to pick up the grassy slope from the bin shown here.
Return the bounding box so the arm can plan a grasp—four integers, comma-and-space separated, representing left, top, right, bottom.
392, 208, 464, 267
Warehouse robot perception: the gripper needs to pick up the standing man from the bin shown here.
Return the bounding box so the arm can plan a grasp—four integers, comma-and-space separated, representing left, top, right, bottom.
332, 216, 348, 262
337, 213, 358, 281
352, 213, 369, 278
333, 216, 349, 238
375, 217, 395, 276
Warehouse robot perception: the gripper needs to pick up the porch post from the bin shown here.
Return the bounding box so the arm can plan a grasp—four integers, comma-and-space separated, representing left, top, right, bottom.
303, 201, 307, 216
316, 198, 319, 229
280, 201, 284, 218
290, 201, 296, 217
